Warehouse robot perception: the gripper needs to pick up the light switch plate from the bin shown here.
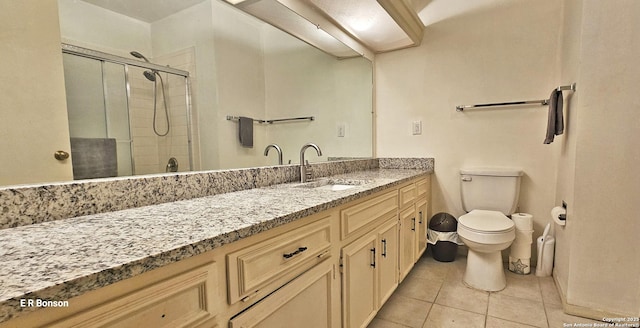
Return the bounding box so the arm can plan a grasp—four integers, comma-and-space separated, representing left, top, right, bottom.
412, 121, 422, 135
337, 123, 346, 137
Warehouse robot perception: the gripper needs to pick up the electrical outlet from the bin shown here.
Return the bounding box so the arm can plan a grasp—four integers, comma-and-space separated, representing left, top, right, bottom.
412, 120, 422, 135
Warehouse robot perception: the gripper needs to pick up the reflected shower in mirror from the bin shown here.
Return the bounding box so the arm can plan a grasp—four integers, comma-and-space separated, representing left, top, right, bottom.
62, 46, 193, 179
0, 0, 373, 186
130, 51, 171, 137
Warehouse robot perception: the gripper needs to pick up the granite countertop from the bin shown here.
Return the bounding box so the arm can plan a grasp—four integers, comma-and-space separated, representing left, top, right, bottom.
0, 168, 430, 322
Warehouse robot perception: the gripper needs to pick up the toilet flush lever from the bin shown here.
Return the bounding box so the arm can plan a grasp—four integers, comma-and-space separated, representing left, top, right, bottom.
461, 176, 472, 182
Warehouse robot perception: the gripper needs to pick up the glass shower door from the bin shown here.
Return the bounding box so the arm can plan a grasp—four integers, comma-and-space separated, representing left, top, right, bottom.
62, 54, 133, 179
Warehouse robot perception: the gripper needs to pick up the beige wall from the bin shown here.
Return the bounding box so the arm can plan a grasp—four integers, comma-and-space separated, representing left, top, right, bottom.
376, 0, 564, 258
0, 0, 73, 185
556, 0, 640, 316
554, 0, 583, 310
376, 0, 639, 317
151, 0, 374, 169
57, 0, 151, 57
264, 27, 373, 165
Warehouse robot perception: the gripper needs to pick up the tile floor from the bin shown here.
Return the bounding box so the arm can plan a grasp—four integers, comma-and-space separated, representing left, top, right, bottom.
368, 252, 604, 328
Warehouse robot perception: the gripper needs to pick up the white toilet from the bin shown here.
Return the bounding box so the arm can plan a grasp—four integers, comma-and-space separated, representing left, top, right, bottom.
457, 167, 523, 291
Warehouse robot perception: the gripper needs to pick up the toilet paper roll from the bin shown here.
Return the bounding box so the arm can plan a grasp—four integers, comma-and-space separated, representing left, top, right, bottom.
510, 241, 532, 258
512, 213, 533, 231
551, 206, 567, 226
515, 229, 534, 244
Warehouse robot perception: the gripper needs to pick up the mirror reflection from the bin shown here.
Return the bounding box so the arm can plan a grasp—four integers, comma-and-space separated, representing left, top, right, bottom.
0, 0, 373, 187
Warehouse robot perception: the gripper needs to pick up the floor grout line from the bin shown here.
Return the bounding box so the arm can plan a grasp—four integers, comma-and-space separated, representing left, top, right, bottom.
369, 253, 564, 328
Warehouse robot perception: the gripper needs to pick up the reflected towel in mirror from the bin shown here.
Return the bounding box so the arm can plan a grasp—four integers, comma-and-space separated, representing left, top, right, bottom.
239, 116, 253, 148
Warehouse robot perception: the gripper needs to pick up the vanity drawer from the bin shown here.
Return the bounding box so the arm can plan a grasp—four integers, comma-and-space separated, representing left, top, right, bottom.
50, 262, 218, 328
416, 177, 430, 199
399, 183, 417, 209
340, 190, 398, 240
227, 217, 332, 304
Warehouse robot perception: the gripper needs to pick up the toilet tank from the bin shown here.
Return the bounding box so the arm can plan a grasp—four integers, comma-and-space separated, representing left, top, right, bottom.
460, 167, 523, 215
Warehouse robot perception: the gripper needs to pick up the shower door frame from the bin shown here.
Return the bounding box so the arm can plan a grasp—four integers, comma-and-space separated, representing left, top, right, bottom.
61, 43, 194, 175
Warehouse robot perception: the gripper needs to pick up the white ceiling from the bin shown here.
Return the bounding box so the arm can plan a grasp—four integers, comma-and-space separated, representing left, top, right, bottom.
81, 0, 504, 26
413, 0, 510, 27
81, 0, 207, 23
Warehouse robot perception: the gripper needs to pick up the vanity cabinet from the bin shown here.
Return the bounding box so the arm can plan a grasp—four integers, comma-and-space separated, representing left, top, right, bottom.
339, 176, 430, 327
399, 205, 417, 281
340, 189, 398, 240
226, 216, 332, 304
228, 260, 338, 328
415, 198, 428, 261
376, 218, 400, 307
340, 232, 377, 328
399, 177, 431, 281
3, 174, 431, 328
4, 258, 222, 328
341, 214, 398, 328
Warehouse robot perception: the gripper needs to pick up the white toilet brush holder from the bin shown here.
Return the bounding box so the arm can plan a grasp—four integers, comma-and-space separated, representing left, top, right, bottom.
536, 223, 555, 277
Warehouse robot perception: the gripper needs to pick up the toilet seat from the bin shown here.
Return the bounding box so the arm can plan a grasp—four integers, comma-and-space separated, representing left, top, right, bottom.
459, 209, 515, 233
457, 209, 515, 245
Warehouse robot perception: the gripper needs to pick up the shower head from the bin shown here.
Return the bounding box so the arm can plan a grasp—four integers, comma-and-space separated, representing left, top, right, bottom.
143, 70, 156, 82
130, 51, 156, 81
130, 51, 150, 63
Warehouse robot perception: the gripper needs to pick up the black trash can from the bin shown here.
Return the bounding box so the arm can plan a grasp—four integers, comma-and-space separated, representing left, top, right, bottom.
428, 213, 458, 262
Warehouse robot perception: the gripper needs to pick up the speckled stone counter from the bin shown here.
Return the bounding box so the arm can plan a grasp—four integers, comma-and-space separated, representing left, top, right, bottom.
0, 163, 432, 323
0, 158, 433, 230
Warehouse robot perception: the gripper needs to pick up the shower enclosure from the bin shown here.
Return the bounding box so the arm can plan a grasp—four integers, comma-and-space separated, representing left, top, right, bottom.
61, 44, 193, 179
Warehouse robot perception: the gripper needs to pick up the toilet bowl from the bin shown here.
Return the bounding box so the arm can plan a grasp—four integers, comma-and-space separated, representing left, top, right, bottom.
458, 209, 515, 291
458, 167, 522, 291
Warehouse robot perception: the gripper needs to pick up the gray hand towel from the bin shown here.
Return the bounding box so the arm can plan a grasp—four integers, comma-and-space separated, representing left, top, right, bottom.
543, 89, 564, 144
70, 138, 118, 179
239, 116, 253, 148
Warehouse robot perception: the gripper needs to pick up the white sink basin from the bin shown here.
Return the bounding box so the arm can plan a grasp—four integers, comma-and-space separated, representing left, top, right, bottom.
314, 184, 357, 191
295, 178, 372, 191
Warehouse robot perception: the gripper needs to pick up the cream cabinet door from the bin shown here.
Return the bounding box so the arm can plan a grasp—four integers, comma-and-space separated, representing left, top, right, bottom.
377, 217, 399, 307
399, 206, 416, 281
415, 198, 428, 262
229, 261, 337, 328
341, 233, 378, 328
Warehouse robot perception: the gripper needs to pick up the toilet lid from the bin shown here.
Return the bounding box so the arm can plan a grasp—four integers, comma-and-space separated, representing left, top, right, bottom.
459, 209, 514, 233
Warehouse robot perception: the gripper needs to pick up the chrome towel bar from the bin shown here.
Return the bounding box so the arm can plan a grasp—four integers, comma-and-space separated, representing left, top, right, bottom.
456, 83, 576, 112
226, 115, 315, 124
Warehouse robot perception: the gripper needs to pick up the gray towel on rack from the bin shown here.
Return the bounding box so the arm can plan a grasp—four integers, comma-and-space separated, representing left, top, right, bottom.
543, 89, 564, 144
239, 116, 253, 148
70, 138, 118, 179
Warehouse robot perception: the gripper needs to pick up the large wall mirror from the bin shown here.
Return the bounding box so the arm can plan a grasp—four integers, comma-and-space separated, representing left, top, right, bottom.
0, 0, 373, 187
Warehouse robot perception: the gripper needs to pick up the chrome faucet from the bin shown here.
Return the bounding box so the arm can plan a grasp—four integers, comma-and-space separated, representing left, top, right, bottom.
299, 143, 322, 183
264, 144, 283, 165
